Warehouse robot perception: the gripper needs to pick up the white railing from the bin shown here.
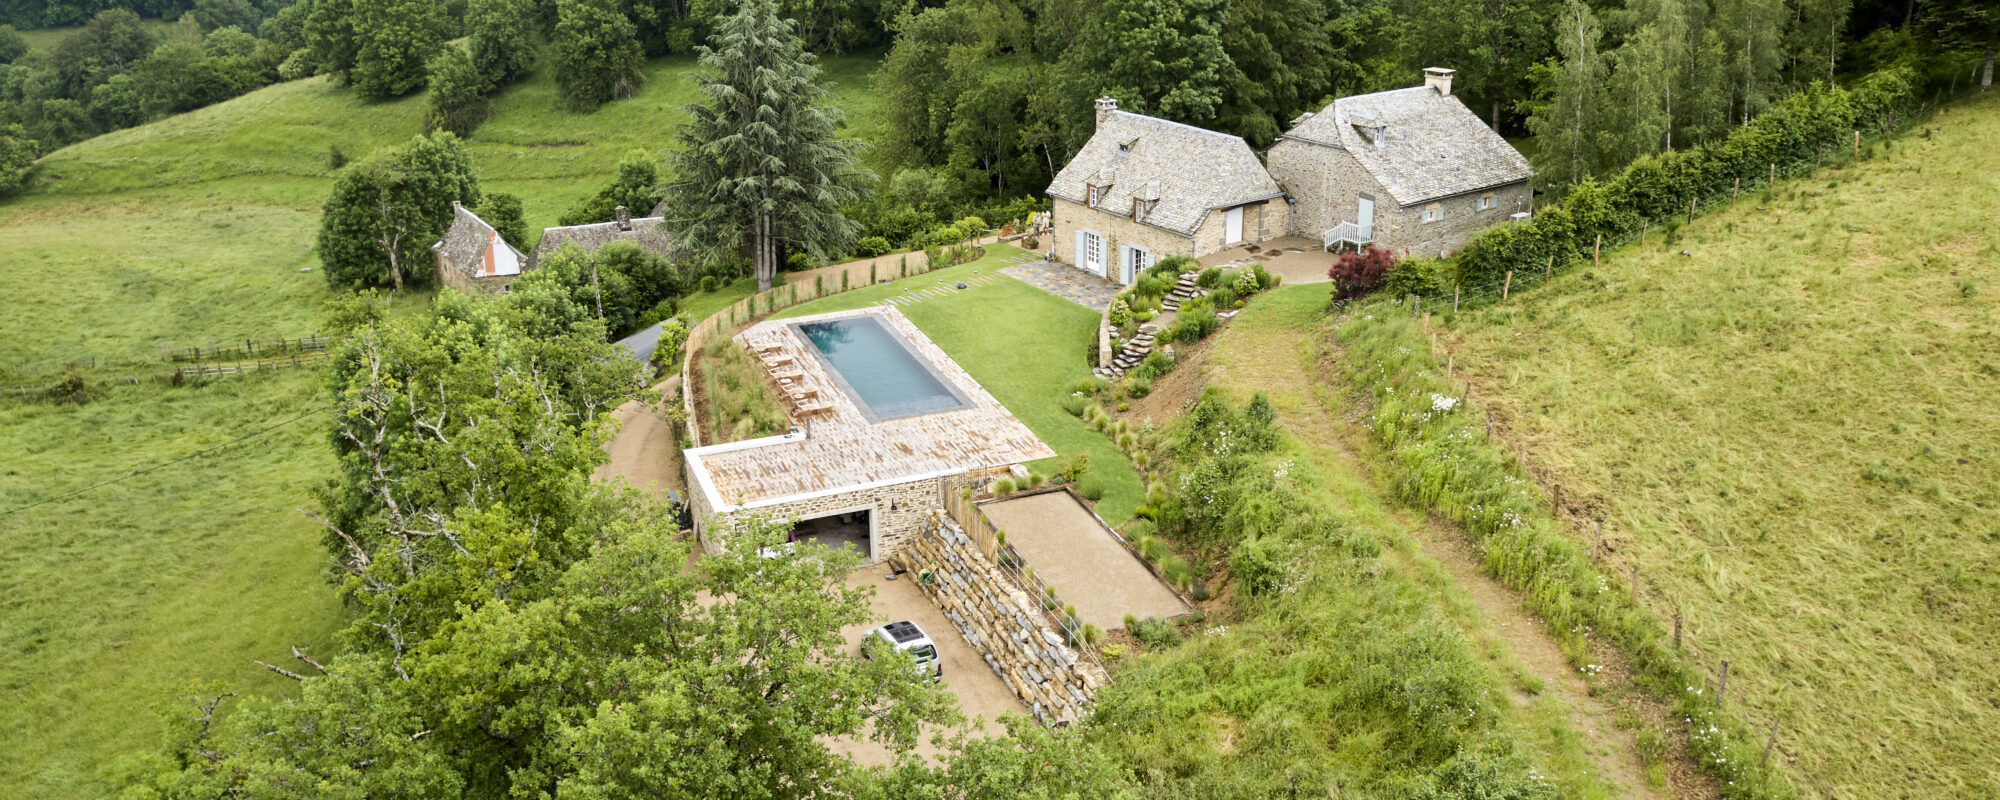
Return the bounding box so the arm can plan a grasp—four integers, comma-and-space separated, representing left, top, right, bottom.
1323, 221, 1373, 249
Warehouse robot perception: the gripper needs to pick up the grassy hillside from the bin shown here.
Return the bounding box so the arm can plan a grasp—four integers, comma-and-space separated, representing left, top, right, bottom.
0, 52, 885, 799
1430, 92, 2000, 797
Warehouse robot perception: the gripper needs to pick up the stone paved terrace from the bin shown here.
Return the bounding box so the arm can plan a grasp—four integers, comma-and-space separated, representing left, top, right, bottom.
684, 307, 1054, 510
1198, 235, 1334, 286
1002, 259, 1125, 311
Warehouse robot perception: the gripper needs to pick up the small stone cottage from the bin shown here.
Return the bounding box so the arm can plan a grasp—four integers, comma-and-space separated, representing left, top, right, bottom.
1046, 100, 1288, 283
529, 202, 675, 269
1044, 68, 1533, 281
1268, 68, 1534, 257
431, 201, 531, 294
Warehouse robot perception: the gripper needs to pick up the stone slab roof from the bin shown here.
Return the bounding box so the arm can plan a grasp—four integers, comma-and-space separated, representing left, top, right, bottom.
1046, 110, 1282, 235
684, 308, 1055, 510
1282, 87, 1533, 207
530, 202, 674, 267
431, 203, 528, 281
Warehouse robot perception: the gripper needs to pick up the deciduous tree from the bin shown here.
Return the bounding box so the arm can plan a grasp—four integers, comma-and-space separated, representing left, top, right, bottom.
558, 149, 659, 225
550, 0, 644, 110
350, 0, 450, 97
426, 46, 492, 135
467, 0, 539, 88
318, 132, 480, 290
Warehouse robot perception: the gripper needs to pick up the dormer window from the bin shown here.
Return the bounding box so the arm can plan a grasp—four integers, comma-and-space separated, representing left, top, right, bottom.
1086, 184, 1103, 206
1131, 198, 1156, 221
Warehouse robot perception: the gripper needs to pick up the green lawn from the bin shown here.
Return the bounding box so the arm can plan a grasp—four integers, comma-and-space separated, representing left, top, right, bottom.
777, 245, 1144, 524
0, 50, 890, 800
1424, 92, 2000, 798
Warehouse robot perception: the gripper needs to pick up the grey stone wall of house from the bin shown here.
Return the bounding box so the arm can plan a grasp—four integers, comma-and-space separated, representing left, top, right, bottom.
895, 511, 1108, 726
1268, 138, 1387, 243
1268, 138, 1530, 257
1052, 195, 1290, 278
1382, 181, 1534, 258
690, 474, 943, 563
1051, 197, 1196, 279
1188, 197, 1288, 255
432, 253, 517, 295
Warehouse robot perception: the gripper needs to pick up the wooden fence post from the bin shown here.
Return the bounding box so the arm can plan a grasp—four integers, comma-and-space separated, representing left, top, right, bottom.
1594, 234, 1602, 267
1853, 129, 1860, 157
1770, 163, 1776, 186
1485, 410, 1493, 439
1719, 660, 1730, 707
1673, 613, 1683, 650
1688, 196, 1697, 224
1502, 271, 1513, 300
1629, 563, 1638, 603
1733, 177, 1740, 202
1453, 285, 1461, 313
1545, 254, 1553, 282
1762, 718, 1781, 766
1640, 220, 1648, 245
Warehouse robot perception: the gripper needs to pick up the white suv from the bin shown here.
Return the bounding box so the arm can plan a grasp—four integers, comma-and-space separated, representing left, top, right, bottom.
863, 621, 942, 681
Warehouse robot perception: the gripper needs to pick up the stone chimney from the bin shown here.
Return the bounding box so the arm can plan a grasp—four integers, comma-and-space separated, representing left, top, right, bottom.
615, 205, 631, 231
1423, 67, 1454, 96
1095, 97, 1118, 128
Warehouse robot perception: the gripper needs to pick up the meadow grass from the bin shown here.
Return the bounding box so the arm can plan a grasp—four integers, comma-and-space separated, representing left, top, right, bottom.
0, 50, 888, 798
1193, 283, 1625, 799
695, 335, 789, 443
778, 245, 1144, 524
1385, 91, 2000, 798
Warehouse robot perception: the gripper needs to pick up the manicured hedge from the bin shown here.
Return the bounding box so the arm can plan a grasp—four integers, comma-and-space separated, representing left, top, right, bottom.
1454, 68, 1920, 289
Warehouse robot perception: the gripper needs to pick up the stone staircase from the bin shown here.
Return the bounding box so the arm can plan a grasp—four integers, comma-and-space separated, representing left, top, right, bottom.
1159, 272, 1203, 311
1094, 323, 1159, 380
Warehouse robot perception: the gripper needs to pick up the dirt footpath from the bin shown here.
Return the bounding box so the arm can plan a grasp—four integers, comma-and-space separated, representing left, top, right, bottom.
594, 379, 684, 500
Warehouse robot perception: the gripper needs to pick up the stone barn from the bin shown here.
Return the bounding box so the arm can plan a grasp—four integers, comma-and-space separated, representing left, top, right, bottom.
431, 201, 531, 294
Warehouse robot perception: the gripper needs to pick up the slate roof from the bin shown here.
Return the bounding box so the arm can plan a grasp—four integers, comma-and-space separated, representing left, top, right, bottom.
431, 203, 528, 280
529, 202, 675, 267
1046, 110, 1283, 235
1281, 87, 1533, 207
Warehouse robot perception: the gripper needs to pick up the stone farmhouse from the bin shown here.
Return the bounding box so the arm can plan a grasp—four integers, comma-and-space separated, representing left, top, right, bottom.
1047, 101, 1288, 283
1046, 68, 1533, 282
529, 202, 674, 269
431, 201, 532, 294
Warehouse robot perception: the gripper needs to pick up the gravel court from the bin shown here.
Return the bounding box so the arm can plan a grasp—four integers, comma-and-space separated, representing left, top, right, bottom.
824, 565, 1023, 766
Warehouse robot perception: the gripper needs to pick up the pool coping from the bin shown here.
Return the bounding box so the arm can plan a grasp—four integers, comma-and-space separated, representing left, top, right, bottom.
787, 315, 974, 424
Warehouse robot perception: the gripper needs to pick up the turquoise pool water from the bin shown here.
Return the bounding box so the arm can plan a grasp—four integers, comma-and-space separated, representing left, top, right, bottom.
794, 316, 969, 420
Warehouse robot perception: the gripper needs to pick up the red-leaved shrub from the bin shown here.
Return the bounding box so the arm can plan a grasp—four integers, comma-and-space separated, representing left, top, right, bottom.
1327, 246, 1396, 300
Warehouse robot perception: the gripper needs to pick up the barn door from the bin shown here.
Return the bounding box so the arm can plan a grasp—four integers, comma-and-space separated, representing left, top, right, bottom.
1224, 207, 1244, 244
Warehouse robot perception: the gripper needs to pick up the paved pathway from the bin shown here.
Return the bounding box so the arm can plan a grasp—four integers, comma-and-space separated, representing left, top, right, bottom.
1001, 258, 1124, 311
873, 269, 1010, 309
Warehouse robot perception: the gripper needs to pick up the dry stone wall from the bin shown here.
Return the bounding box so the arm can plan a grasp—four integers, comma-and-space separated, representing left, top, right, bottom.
895, 511, 1109, 726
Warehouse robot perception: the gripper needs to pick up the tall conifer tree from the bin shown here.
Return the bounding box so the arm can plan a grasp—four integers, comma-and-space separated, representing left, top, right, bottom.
665, 0, 868, 292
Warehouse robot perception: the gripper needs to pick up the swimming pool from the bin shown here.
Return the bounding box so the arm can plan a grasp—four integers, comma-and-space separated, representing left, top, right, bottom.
793, 315, 970, 421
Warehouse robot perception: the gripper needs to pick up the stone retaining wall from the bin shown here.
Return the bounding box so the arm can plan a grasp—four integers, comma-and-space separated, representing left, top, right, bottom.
894, 511, 1109, 726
